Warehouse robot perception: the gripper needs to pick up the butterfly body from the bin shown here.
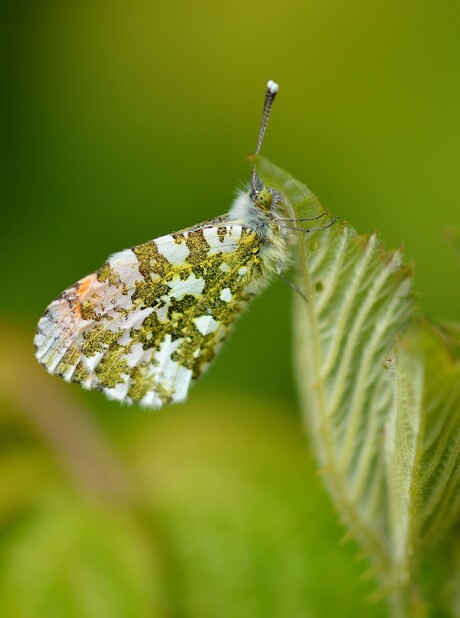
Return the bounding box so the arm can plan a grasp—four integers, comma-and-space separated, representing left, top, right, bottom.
34, 190, 290, 408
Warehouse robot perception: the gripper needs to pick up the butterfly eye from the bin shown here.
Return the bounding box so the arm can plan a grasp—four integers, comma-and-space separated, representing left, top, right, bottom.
255, 188, 272, 212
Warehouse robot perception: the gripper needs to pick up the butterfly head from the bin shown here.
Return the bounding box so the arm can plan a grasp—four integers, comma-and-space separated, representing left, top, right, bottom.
254, 187, 272, 213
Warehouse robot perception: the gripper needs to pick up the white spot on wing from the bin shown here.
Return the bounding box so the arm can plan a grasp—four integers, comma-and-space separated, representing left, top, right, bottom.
168, 273, 205, 300
104, 379, 130, 402
193, 315, 219, 335
220, 288, 232, 302
80, 371, 97, 390
83, 351, 104, 372
157, 237, 189, 264
124, 342, 151, 368
202, 228, 235, 255
140, 390, 163, 408
108, 248, 143, 283
203, 227, 219, 246
117, 330, 132, 346
120, 306, 154, 330
62, 365, 76, 381
171, 365, 193, 402
229, 226, 242, 242
210, 241, 237, 255
109, 248, 137, 267
153, 335, 182, 379
148, 334, 194, 405
155, 302, 169, 322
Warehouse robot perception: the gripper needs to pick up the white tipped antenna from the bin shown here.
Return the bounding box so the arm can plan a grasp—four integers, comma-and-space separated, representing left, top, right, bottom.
255, 80, 279, 155
252, 80, 279, 191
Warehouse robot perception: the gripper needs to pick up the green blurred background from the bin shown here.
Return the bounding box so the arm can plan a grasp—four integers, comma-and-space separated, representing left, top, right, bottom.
1, 1, 459, 616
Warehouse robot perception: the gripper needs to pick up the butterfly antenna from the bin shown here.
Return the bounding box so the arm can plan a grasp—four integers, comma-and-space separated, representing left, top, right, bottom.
251, 80, 279, 193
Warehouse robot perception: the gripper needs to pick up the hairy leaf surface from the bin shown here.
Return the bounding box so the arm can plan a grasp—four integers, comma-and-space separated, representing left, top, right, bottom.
257, 156, 460, 614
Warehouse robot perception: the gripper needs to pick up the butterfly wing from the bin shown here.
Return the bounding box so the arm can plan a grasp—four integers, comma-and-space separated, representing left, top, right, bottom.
35, 222, 268, 408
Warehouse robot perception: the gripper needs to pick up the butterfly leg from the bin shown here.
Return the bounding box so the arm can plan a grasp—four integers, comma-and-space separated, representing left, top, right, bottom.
277, 212, 328, 222
277, 271, 308, 302
282, 216, 339, 234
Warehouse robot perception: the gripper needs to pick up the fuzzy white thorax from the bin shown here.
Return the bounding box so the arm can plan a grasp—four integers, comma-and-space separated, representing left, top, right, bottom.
228, 191, 255, 220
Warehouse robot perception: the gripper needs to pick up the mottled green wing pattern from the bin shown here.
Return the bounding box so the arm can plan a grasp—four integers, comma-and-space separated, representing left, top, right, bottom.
35, 222, 269, 408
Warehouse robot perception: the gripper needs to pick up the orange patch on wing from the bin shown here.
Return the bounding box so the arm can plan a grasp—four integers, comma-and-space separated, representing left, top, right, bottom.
77, 273, 96, 298
74, 273, 97, 318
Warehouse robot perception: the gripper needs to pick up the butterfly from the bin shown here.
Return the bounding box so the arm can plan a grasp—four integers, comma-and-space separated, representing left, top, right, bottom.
34, 81, 334, 408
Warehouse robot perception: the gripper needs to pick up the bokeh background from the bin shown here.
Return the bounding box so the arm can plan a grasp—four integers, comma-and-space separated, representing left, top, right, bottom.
2, 1, 460, 616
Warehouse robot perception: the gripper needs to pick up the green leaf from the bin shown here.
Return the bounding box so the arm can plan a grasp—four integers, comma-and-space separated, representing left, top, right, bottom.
256, 156, 460, 616
386, 323, 460, 613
